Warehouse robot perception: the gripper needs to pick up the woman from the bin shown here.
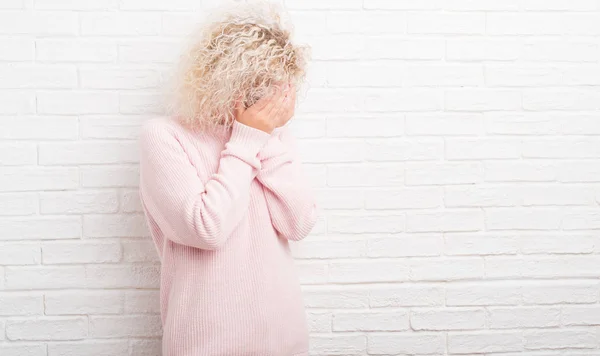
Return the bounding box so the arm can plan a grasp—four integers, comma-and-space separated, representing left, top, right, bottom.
139, 3, 316, 356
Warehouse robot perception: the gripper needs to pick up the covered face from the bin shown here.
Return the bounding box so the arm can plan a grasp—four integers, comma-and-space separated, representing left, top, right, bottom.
171, 1, 309, 130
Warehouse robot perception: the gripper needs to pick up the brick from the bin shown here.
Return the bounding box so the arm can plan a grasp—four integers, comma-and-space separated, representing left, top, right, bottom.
45, 291, 124, 315
42, 242, 121, 264
34, 0, 118, 10
521, 234, 595, 254
448, 331, 523, 353
315, 188, 363, 210
125, 290, 160, 314
368, 235, 442, 257
288, 117, 326, 138
80, 69, 160, 90
524, 138, 600, 159
298, 139, 363, 163
446, 282, 522, 306
5, 266, 86, 290
129, 339, 161, 356
365, 138, 443, 161
40, 141, 138, 165
364, 89, 442, 112
330, 260, 408, 283
0, 117, 78, 140
486, 113, 561, 135
6, 317, 87, 341
0, 11, 77, 35
0, 243, 41, 265
0, 167, 78, 192
81, 165, 140, 188
485, 161, 556, 182
406, 162, 482, 185
485, 208, 563, 230
120, 0, 200, 10
0, 38, 33, 60
120, 93, 163, 114
302, 286, 369, 308
326, 117, 404, 137
40, 191, 119, 214
334, 311, 408, 331
364, 0, 441, 9
90, 315, 161, 338
0, 64, 77, 89
83, 214, 148, 238
408, 12, 484, 34
370, 285, 444, 307
445, 186, 523, 208
0, 216, 80, 240
446, 89, 521, 111
447, 39, 521, 61
37, 91, 119, 115
48, 341, 129, 356
489, 307, 560, 329
563, 208, 600, 230
524, 90, 600, 111
446, 138, 521, 160
444, 233, 518, 255
411, 308, 485, 330
410, 258, 484, 281
81, 13, 161, 36
161, 12, 200, 36
37, 39, 117, 62
523, 40, 598, 62
365, 37, 444, 60
486, 256, 600, 279
563, 306, 600, 325
310, 335, 366, 356
292, 238, 366, 259
1, 0, 24, 9
0, 142, 36, 165
525, 329, 596, 350
307, 311, 331, 332
523, 0, 599, 10
80, 115, 144, 140
404, 64, 483, 87
0, 91, 35, 114
122, 240, 158, 262
521, 281, 598, 305
407, 210, 483, 232
329, 213, 405, 233
327, 11, 406, 34
368, 333, 445, 355
121, 190, 143, 212
0, 345, 46, 356
0, 293, 43, 315
406, 114, 484, 135
559, 161, 600, 182
308, 35, 364, 60
366, 188, 442, 210
444, 0, 520, 10
285, 0, 361, 9
118, 40, 180, 63
0, 193, 37, 216
85, 265, 159, 289
488, 13, 563, 35
486, 66, 564, 87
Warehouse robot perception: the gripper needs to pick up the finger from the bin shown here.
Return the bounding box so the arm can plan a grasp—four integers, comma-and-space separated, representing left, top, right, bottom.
265, 89, 285, 116
234, 99, 246, 119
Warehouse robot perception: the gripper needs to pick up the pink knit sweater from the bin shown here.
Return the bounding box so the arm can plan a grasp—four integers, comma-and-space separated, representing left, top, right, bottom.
139, 117, 317, 356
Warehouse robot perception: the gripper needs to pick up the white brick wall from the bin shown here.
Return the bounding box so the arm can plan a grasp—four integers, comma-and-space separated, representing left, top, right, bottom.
1, 0, 600, 354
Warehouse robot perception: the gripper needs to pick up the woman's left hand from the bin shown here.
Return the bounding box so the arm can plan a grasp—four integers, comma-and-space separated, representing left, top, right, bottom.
276, 84, 296, 128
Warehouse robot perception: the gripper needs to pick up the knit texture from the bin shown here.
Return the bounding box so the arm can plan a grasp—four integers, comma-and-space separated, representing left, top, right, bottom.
139, 117, 317, 356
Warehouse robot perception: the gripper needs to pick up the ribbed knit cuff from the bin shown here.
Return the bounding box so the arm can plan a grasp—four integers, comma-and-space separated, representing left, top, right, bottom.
230, 121, 271, 154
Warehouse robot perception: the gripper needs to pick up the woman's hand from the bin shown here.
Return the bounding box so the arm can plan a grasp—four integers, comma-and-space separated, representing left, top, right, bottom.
235, 84, 296, 133
235, 89, 286, 134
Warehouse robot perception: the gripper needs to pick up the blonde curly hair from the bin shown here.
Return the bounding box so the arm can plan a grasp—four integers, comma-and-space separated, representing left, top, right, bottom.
170, 1, 310, 130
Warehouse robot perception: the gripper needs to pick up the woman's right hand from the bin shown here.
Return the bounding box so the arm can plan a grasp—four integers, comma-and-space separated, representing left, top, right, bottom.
234, 89, 286, 134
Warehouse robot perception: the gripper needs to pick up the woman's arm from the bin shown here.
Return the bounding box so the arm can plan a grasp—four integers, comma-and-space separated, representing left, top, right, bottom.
257, 128, 317, 241
140, 119, 270, 250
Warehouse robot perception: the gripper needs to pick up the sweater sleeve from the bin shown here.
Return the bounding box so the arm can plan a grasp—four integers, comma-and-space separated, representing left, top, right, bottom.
139, 120, 270, 250
256, 128, 317, 241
